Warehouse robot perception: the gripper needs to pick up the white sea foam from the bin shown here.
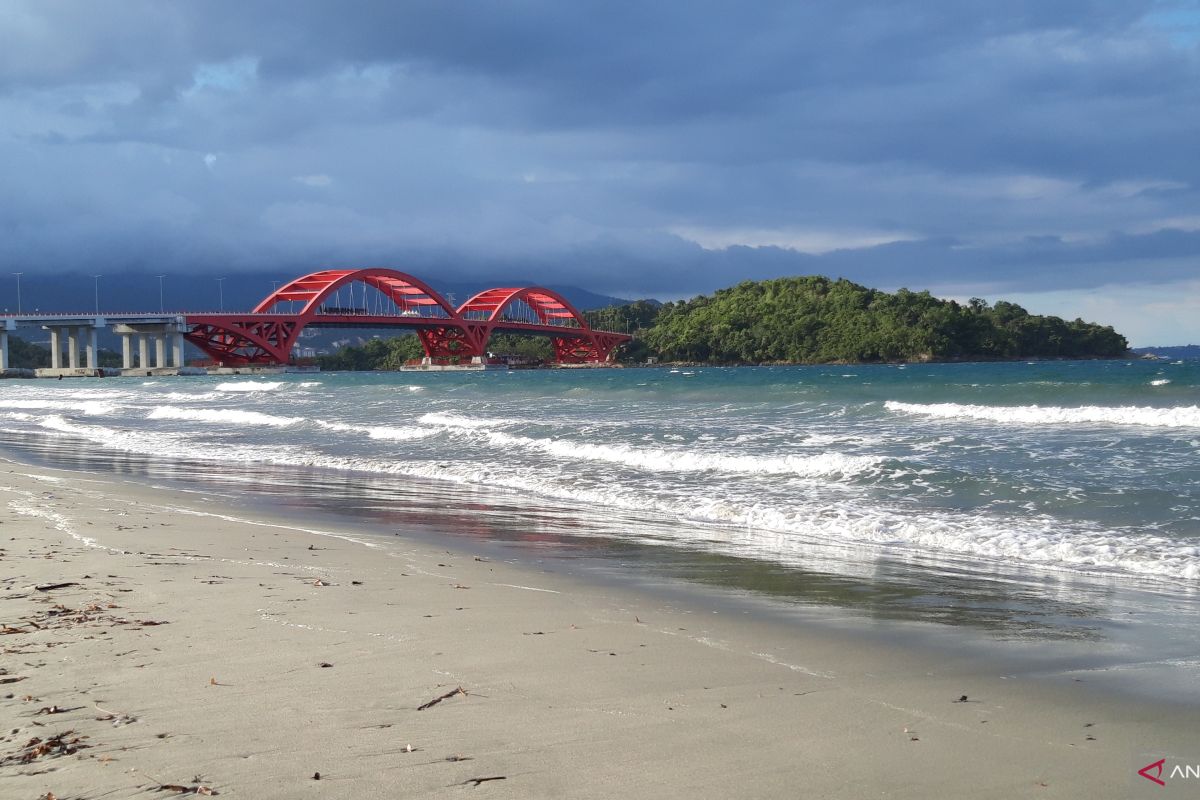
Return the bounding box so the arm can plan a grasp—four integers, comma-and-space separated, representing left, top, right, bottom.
472, 429, 884, 478
162, 391, 223, 402
885, 401, 1200, 428
417, 412, 520, 429
147, 406, 303, 427
0, 399, 118, 415
38, 414, 197, 453
389, 459, 1200, 581
26, 412, 1200, 581
1151, 379, 1171, 386
215, 381, 284, 392
315, 420, 439, 441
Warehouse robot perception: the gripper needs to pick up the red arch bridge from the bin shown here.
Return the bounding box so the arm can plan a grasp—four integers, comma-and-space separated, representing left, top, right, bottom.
183, 268, 630, 366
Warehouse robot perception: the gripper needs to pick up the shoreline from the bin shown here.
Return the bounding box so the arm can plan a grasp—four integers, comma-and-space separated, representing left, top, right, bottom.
3, 454, 1198, 797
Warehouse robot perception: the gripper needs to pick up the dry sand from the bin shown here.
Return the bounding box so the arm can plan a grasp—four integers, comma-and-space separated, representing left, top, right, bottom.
1, 458, 1196, 799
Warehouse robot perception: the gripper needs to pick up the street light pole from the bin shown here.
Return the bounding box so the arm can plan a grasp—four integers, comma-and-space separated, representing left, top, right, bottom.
156, 275, 166, 313
217, 277, 225, 312
93, 275, 102, 314
12, 273, 22, 314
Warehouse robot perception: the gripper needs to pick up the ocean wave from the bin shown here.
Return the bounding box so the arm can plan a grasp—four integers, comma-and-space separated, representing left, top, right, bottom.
161, 392, 223, 402
1151, 379, 1171, 386
315, 420, 439, 441
26, 413, 1200, 582
885, 401, 1200, 428
417, 412, 522, 429
147, 406, 303, 427
215, 381, 284, 392
38, 414, 197, 452
472, 429, 884, 478
0, 399, 118, 415
392, 460, 1200, 581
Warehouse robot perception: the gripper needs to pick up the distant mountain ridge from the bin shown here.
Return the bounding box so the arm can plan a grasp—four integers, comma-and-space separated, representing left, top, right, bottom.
1132, 345, 1200, 359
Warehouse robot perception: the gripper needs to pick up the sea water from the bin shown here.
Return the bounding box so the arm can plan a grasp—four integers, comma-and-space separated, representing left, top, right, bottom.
2, 360, 1198, 586
7, 359, 1200, 697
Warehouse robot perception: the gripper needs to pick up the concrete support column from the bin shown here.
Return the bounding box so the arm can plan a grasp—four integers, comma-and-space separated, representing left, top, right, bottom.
138, 335, 149, 369
172, 333, 185, 368
67, 328, 79, 369
0, 331, 8, 371
50, 328, 62, 369
121, 335, 133, 369
86, 328, 98, 369
155, 335, 166, 369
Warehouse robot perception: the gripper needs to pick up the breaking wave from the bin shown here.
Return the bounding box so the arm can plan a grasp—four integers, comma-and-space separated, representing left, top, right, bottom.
20, 411, 1200, 581
0, 399, 118, 416
885, 401, 1200, 428
315, 420, 439, 441
471, 429, 884, 478
214, 381, 285, 392
147, 406, 303, 427
417, 412, 523, 429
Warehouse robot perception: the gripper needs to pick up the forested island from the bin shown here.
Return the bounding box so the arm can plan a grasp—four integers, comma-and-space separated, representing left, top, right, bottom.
2, 275, 1127, 370
320, 275, 1129, 368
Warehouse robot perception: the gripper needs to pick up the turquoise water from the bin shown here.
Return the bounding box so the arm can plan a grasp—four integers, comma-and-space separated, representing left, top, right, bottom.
2, 359, 1198, 584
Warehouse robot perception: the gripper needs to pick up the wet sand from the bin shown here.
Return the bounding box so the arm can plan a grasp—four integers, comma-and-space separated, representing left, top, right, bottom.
1, 459, 1196, 799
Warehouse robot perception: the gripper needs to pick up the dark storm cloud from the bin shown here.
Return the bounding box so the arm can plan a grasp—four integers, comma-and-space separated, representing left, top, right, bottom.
1, 0, 1199, 312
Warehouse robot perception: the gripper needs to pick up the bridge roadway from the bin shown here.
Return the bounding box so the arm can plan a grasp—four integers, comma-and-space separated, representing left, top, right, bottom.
1, 268, 631, 376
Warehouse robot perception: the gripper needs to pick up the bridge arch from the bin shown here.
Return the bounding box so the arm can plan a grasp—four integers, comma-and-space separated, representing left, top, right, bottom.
457, 286, 624, 363
254, 268, 458, 319
184, 269, 629, 366
458, 286, 586, 328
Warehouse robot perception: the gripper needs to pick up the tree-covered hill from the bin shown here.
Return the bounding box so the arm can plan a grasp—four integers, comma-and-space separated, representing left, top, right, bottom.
316, 275, 1129, 369
589, 276, 1128, 364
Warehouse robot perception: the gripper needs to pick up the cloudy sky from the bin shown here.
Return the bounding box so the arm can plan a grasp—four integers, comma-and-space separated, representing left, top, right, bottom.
2, 1, 1199, 343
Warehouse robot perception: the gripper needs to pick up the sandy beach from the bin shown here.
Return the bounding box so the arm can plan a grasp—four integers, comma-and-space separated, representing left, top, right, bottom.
1, 456, 1196, 799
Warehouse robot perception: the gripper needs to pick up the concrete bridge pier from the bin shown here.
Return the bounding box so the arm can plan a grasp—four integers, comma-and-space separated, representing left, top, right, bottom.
0, 329, 8, 371
49, 328, 62, 369
39, 321, 103, 375
67, 328, 79, 369
114, 323, 188, 373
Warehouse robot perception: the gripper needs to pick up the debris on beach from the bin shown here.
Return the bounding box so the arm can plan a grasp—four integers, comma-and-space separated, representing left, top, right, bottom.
1, 729, 91, 765
461, 776, 506, 787
417, 686, 467, 711
94, 704, 138, 726
35, 704, 82, 716
154, 783, 219, 795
